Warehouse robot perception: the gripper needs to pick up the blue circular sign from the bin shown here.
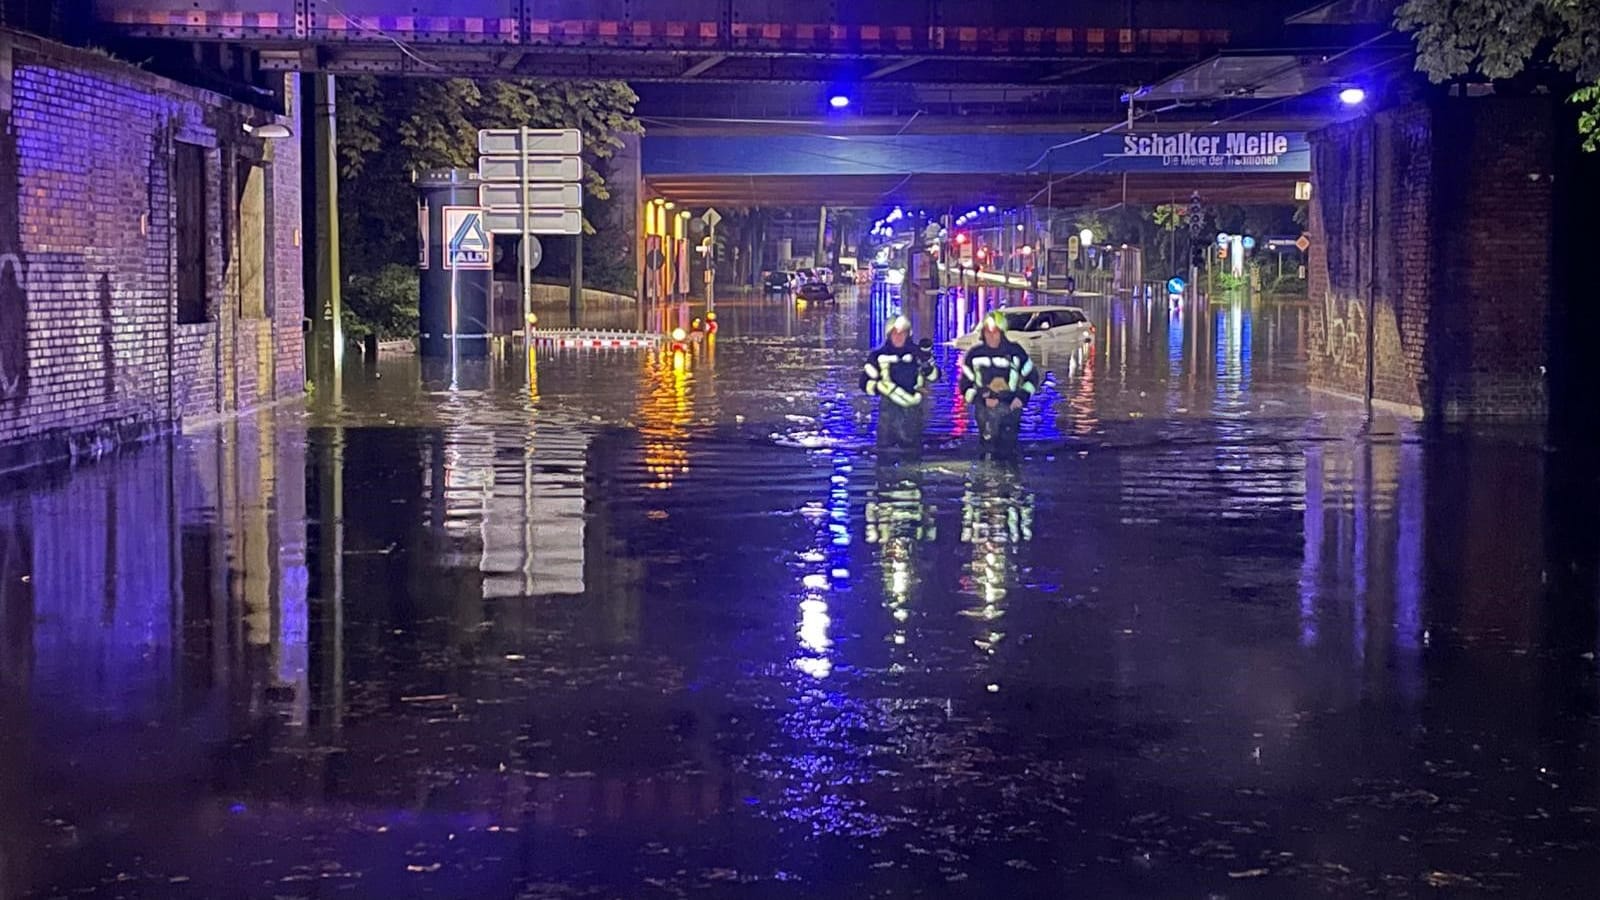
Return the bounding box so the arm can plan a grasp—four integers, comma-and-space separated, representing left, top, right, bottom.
1242, 236, 1256, 250
1166, 276, 1187, 294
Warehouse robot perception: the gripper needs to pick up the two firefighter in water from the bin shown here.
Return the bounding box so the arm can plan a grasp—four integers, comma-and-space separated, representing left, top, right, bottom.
861, 311, 1039, 455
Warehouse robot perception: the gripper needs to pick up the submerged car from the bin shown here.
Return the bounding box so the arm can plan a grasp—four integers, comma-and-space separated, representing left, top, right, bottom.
797, 281, 835, 302
764, 270, 795, 292
952, 306, 1094, 350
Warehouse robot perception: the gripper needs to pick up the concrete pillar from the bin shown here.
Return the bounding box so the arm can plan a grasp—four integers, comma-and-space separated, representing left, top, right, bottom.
305, 74, 341, 393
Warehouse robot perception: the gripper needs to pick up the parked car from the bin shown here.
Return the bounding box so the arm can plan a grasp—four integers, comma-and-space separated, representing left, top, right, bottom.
836, 264, 856, 281
952, 306, 1094, 350
764, 270, 795, 292
797, 281, 835, 302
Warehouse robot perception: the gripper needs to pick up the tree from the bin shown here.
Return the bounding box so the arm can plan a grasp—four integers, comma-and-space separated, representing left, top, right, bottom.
337, 76, 644, 290
1151, 203, 1185, 231
1397, 0, 1600, 150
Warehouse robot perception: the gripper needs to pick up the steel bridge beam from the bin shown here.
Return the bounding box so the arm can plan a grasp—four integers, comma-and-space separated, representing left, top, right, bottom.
91, 0, 1300, 85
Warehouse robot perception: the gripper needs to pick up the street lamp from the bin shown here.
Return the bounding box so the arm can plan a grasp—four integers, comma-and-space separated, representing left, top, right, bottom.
1078, 228, 1094, 246
1338, 86, 1366, 105
243, 122, 293, 139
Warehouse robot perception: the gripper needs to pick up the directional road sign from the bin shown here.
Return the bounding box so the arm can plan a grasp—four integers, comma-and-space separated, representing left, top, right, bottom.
478, 127, 586, 327
478, 128, 581, 156
478, 156, 583, 183
479, 183, 583, 210
703, 207, 722, 229
482, 208, 584, 236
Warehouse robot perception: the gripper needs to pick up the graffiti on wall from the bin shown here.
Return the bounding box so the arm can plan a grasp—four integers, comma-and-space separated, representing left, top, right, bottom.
1322, 293, 1367, 375
0, 109, 27, 405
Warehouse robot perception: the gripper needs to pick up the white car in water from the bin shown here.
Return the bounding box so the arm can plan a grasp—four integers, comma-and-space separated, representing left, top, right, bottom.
952, 306, 1094, 350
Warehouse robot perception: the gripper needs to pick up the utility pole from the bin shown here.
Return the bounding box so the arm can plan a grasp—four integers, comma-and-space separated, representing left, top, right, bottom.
309, 73, 342, 397
815, 206, 828, 268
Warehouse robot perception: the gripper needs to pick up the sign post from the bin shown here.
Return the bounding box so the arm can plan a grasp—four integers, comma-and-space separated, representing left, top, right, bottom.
1187, 191, 1203, 305
477, 128, 584, 333
702, 207, 721, 308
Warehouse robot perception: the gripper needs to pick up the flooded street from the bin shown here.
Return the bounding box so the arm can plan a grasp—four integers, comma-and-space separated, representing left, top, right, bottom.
3, 287, 1598, 898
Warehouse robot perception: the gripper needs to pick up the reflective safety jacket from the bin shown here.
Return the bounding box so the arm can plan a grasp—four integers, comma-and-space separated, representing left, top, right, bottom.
862, 341, 940, 408
958, 339, 1039, 406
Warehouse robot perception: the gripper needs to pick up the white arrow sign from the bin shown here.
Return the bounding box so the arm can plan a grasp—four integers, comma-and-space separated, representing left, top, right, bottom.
479, 183, 583, 210
478, 156, 584, 183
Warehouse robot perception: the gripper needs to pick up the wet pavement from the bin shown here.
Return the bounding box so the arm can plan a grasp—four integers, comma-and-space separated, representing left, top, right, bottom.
2, 285, 1598, 898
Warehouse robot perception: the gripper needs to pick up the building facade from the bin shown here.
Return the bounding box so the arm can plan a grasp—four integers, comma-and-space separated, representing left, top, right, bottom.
0, 28, 304, 473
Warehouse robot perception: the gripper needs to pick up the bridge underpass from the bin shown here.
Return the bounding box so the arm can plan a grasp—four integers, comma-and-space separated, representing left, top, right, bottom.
0, 0, 1581, 477
637, 127, 1310, 295
641, 126, 1311, 200
11, 6, 1600, 896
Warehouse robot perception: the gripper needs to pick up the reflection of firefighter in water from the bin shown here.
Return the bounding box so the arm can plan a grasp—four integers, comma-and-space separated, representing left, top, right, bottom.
865, 468, 937, 648
959, 465, 1034, 654
958, 312, 1039, 457
861, 316, 939, 453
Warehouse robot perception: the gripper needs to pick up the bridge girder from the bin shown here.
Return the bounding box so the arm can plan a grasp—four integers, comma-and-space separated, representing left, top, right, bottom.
644, 172, 1304, 209
89, 0, 1304, 86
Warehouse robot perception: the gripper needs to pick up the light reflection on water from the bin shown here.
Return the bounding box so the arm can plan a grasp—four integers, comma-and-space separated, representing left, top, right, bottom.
1, 288, 1597, 896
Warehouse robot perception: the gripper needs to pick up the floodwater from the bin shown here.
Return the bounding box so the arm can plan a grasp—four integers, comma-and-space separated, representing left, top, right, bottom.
2, 285, 1597, 898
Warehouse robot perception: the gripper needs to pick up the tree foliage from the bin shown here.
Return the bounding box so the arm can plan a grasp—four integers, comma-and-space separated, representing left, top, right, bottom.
1397, 0, 1600, 149
343, 264, 420, 340
337, 76, 644, 282
1151, 203, 1185, 231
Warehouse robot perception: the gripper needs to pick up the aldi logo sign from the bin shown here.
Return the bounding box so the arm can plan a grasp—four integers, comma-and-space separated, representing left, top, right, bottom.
444, 206, 491, 269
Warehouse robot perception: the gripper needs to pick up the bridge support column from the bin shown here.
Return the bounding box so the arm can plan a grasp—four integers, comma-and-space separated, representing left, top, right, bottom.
304, 73, 342, 396
1307, 94, 1555, 424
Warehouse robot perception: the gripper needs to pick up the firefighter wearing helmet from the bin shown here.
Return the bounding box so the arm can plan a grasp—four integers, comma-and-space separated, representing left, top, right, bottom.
861, 315, 939, 453
958, 311, 1039, 456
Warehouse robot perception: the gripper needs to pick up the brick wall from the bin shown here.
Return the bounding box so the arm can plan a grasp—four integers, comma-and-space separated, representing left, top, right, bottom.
1430, 97, 1551, 420
0, 28, 304, 472
1307, 104, 1433, 414
1307, 96, 1552, 421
